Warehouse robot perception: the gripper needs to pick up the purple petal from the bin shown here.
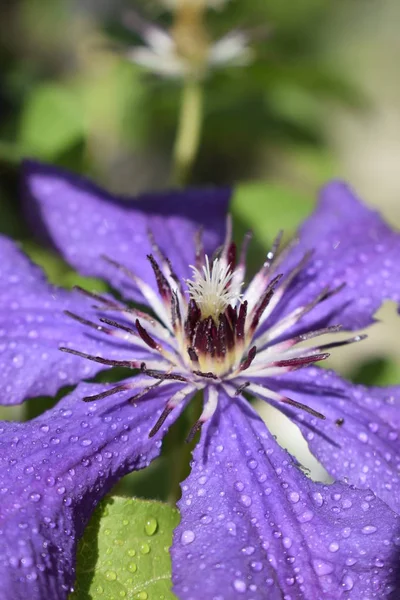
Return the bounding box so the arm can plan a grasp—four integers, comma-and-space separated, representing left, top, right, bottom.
172, 388, 399, 599
271, 182, 400, 332
0, 378, 188, 599
22, 160, 230, 302
0, 235, 155, 405
265, 367, 400, 514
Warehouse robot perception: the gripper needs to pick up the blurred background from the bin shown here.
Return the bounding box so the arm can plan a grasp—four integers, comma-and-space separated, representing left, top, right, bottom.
0, 0, 399, 484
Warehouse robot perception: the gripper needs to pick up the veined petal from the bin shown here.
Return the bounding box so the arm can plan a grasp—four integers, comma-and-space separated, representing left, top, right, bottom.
0, 235, 163, 405
0, 379, 189, 599
265, 182, 400, 335
172, 389, 399, 599
266, 367, 400, 513
22, 161, 230, 303
0, 236, 161, 405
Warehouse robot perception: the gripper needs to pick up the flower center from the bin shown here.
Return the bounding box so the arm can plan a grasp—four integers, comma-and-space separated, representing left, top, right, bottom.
61, 223, 363, 440
186, 256, 239, 321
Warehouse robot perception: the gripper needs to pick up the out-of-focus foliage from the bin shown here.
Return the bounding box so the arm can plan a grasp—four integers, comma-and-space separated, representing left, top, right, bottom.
1, 0, 357, 189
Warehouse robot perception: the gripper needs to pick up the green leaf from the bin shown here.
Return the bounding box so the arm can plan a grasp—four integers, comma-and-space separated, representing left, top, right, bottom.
232, 181, 315, 272
232, 181, 314, 246
71, 496, 179, 600
20, 83, 84, 158
351, 358, 400, 387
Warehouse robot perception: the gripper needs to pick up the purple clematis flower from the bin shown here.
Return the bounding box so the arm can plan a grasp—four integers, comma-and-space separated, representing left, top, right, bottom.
0, 161, 399, 599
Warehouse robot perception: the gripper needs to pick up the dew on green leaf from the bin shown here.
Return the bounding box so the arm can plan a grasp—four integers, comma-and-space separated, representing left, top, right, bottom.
140, 542, 150, 555
128, 562, 137, 573
72, 496, 179, 600
144, 517, 158, 536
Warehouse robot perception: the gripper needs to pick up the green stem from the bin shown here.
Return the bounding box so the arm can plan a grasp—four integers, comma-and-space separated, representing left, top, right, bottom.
166, 395, 201, 505
167, 442, 193, 506
172, 78, 203, 186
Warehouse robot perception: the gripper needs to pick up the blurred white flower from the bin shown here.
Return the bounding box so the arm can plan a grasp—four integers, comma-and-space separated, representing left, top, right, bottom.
162, 0, 231, 10
122, 9, 252, 79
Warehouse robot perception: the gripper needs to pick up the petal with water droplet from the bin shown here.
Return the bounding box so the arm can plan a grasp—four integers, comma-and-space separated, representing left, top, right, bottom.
172, 388, 399, 599
22, 160, 230, 303
262, 181, 400, 334
0, 379, 188, 599
271, 367, 400, 513
0, 236, 155, 405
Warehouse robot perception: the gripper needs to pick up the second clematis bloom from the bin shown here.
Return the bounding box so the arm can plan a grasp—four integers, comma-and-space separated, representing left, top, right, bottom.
0, 161, 399, 599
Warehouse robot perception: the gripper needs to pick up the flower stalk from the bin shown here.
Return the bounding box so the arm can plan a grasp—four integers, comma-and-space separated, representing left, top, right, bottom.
172, 77, 204, 186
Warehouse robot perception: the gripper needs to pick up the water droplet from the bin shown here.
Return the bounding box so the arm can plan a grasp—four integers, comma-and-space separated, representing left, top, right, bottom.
241, 546, 255, 556
312, 492, 323, 507
128, 562, 137, 573
250, 561, 263, 572
127, 549, 136, 557
234, 481, 244, 492
240, 494, 252, 507
328, 541, 339, 553
282, 537, 292, 549
312, 559, 334, 576
233, 579, 246, 593
12, 354, 24, 368
342, 527, 351, 538
180, 530, 195, 545
96, 585, 104, 594
200, 514, 212, 525
362, 525, 377, 535
297, 510, 314, 523
226, 521, 236, 536
288, 491, 300, 503
134, 593, 148, 600
29, 493, 41, 503
144, 517, 158, 536
341, 575, 354, 591
140, 542, 150, 554
105, 570, 117, 581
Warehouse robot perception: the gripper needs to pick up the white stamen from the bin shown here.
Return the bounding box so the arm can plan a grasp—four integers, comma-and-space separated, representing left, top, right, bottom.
187, 256, 239, 320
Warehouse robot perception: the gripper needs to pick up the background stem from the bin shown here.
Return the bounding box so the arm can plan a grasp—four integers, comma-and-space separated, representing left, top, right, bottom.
172, 78, 203, 186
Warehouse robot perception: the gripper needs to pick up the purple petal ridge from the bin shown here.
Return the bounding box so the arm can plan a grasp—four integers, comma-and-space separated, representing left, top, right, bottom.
0, 379, 187, 599
270, 181, 400, 333
0, 235, 155, 405
22, 160, 230, 303
172, 388, 400, 599
269, 367, 400, 513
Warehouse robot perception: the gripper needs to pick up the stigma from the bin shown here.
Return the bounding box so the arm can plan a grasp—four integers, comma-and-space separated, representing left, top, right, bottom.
186, 256, 240, 321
